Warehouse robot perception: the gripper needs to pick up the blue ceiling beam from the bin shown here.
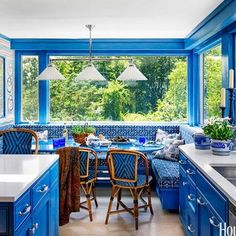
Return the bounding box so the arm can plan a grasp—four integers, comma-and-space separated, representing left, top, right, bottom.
10, 38, 186, 52
185, 0, 236, 50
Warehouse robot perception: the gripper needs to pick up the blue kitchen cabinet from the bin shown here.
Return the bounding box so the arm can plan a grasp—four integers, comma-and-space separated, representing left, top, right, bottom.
0, 160, 59, 236
179, 151, 228, 236
197, 190, 225, 236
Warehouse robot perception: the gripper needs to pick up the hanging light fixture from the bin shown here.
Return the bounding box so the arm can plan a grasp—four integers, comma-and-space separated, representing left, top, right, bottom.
37, 63, 65, 81
75, 25, 107, 83
117, 60, 148, 81
39, 25, 148, 83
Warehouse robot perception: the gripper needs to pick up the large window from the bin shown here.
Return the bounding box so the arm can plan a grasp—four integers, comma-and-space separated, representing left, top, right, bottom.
0, 57, 4, 118
22, 55, 39, 121
202, 45, 222, 120
50, 56, 187, 122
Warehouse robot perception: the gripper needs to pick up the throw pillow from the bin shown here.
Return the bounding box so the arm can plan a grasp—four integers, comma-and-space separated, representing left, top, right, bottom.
155, 129, 168, 142
153, 139, 184, 162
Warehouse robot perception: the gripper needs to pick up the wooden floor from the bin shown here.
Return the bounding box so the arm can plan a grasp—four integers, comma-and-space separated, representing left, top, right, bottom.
59, 188, 184, 236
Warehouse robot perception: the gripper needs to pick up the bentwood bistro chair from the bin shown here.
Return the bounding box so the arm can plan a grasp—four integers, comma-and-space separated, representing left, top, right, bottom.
105, 149, 153, 230
0, 128, 39, 154
56, 146, 99, 222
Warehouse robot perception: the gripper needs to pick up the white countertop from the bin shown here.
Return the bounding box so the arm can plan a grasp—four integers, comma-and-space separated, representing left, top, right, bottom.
180, 144, 236, 205
0, 154, 59, 202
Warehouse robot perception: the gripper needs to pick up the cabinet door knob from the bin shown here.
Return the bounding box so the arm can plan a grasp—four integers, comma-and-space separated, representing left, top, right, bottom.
18, 204, 31, 216
33, 223, 39, 229
183, 181, 188, 186
187, 224, 195, 233
28, 223, 39, 235
28, 227, 36, 235
187, 194, 195, 201
209, 216, 220, 228
179, 160, 186, 165
186, 169, 195, 175
197, 197, 206, 206
37, 184, 49, 193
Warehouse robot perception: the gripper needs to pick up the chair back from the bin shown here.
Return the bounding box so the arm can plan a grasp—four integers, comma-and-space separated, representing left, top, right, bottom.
78, 147, 98, 179
106, 149, 149, 184
0, 128, 39, 154
57, 146, 98, 179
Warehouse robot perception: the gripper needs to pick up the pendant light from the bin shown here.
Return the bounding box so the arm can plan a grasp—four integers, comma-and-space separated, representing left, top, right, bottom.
117, 60, 148, 81
75, 25, 107, 83
37, 63, 65, 81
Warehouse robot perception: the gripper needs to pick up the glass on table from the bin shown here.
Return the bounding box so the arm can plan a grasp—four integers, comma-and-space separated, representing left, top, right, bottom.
138, 137, 146, 144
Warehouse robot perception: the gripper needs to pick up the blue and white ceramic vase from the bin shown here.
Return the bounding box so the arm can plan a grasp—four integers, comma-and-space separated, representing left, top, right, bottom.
211, 139, 232, 156
193, 133, 211, 150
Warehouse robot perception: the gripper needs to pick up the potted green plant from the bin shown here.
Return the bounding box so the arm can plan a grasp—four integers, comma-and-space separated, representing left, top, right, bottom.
71, 123, 96, 145
203, 118, 235, 156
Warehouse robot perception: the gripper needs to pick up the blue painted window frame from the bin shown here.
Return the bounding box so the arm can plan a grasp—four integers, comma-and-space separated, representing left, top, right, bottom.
198, 39, 222, 123
15, 50, 191, 124
0, 56, 5, 119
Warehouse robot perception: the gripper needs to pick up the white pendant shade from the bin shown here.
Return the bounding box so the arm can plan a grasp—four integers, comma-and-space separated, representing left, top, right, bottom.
75, 63, 106, 82
37, 64, 65, 81
117, 62, 148, 81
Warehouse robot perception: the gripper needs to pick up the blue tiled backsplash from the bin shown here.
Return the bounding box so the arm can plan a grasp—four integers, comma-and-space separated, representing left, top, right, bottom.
14, 124, 180, 141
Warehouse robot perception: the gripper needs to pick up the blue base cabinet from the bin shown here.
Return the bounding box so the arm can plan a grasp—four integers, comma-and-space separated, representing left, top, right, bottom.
0, 160, 59, 236
179, 152, 228, 236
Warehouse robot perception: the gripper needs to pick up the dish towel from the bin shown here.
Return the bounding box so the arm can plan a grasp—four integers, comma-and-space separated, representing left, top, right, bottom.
57, 147, 81, 226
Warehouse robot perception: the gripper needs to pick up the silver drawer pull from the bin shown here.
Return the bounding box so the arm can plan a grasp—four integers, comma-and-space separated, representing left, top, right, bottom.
18, 204, 31, 216
187, 194, 195, 201
183, 181, 188, 186
179, 160, 186, 164
187, 224, 195, 233
37, 184, 49, 193
28, 222, 39, 235
197, 197, 206, 206
209, 216, 220, 228
186, 169, 195, 175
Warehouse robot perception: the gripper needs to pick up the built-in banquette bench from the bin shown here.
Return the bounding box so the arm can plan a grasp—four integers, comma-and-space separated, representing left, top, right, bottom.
12, 123, 201, 211
152, 125, 202, 211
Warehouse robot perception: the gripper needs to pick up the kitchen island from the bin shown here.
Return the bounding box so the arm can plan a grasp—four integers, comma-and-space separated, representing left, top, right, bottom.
0, 154, 59, 236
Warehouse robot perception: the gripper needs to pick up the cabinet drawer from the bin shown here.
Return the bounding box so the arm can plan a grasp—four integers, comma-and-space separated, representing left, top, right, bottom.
196, 169, 227, 220
186, 160, 196, 184
15, 191, 31, 230
179, 152, 187, 170
32, 171, 50, 209
50, 161, 59, 185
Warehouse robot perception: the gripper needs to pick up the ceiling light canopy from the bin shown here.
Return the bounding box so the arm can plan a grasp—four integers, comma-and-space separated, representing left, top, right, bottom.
37, 64, 65, 81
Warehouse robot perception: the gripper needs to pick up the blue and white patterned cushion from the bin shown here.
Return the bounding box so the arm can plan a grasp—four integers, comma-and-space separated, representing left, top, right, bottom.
152, 159, 179, 188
